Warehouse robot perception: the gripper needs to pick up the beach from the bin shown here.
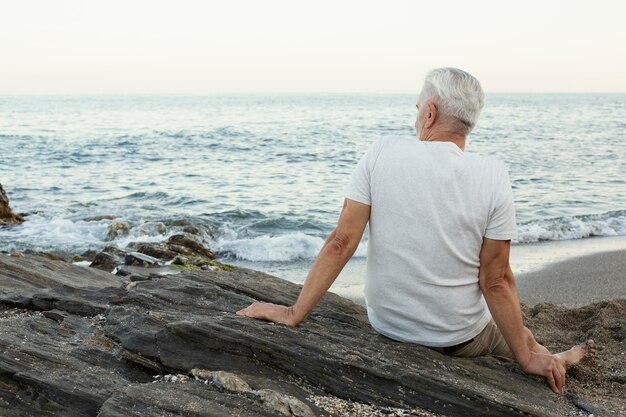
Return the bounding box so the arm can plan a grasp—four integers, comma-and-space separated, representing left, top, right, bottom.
518, 248, 626, 307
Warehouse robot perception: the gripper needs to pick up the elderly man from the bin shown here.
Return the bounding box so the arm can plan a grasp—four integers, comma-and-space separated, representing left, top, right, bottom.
237, 67, 594, 394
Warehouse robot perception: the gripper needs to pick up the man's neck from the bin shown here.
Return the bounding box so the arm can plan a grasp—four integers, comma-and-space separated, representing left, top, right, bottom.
421, 130, 467, 151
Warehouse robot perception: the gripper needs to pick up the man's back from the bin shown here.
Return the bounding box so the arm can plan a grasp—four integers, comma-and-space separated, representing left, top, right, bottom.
345, 135, 517, 347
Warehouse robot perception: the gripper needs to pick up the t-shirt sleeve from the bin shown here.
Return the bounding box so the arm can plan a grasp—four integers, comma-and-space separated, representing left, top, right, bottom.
344, 138, 383, 206
484, 164, 518, 240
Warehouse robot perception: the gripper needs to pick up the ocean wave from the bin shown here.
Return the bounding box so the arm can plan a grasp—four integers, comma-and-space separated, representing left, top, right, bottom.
212, 231, 367, 262
515, 210, 626, 243
111, 191, 171, 201
0, 213, 107, 255
213, 232, 324, 262
2, 204, 624, 263
104, 191, 207, 207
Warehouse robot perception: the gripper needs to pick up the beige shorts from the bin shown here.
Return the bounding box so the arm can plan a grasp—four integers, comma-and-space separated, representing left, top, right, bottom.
435, 319, 514, 359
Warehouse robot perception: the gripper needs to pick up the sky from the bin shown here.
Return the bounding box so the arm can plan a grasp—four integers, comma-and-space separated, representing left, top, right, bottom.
1, 0, 625, 94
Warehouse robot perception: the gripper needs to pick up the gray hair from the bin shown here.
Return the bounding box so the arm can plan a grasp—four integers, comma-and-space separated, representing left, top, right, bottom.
420, 67, 485, 132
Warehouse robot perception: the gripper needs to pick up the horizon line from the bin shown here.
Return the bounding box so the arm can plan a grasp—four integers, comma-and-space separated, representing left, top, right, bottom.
1, 90, 626, 96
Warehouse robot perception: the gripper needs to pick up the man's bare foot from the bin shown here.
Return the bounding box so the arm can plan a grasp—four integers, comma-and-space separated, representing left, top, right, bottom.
555, 339, 596, 367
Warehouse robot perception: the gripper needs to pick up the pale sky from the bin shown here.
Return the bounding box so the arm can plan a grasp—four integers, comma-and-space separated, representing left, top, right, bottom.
1, 0, 625, 94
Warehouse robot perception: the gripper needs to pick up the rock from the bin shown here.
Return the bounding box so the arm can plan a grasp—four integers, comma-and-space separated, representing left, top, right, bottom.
191, 369, 252, 392
0, 183, 24, 226
10, 251, 23, 257
125, 236, 216, 263
106, 221, 130, 241
171, 255, 187, 265
167, 234, 215, 259
254, 389, 315, 417
0, 254, 121, 293
42, 309, 70, 322
0, 254, 619, 417
90, 251, 122, 272
128, 242, 179, 261
38, 252, 66, 262
80, 249, 99, 262
183, 225, 201, 235
171, 255, 236, 272
114, 266, 132, 276
124, 252, 161, 267
129, 274, 151, 282
97, 380, 298, 417
102, 245, 127, 255
21, 249, 65, 260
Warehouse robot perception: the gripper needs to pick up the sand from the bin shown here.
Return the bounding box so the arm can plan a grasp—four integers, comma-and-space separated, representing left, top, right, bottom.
513, 249, 626, 416
517, 249, 626, 307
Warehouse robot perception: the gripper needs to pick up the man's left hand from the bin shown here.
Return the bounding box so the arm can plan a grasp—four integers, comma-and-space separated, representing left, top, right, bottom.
236, 302, 300, 326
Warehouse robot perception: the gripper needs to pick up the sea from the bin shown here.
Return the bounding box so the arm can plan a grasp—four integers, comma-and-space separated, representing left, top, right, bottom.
1, 94, 625, 299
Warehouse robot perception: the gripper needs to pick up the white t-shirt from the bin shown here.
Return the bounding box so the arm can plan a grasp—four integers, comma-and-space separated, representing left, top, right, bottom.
344, 136, 517, 347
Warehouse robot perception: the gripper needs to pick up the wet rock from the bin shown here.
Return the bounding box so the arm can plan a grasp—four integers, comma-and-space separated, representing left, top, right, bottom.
129, 242, 179, 261
102, 245, 126, 255
125, 235, 216, 263
124, 252, 161, 267
0, 183, 24, 226
183, 225, 201, 235
167, 234, 215, 259
80, 249, 99, 262
135, 222, 168, 236
90, 251, 122, 272
106, 221, 130, 241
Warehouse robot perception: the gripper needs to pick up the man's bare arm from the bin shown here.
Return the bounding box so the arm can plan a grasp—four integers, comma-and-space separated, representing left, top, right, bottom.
479, 238, 567, 393
236, 198, 370, 326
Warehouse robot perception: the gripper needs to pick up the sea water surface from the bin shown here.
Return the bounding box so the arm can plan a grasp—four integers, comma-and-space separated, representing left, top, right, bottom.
1, 94, 625, 290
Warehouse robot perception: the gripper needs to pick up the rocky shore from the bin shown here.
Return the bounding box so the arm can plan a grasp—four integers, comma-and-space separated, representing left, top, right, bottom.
1, 184, 624, 416
0, 247, 624, 416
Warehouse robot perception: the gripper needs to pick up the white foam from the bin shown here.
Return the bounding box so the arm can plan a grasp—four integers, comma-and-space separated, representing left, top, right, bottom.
213, 232, 324, 262
0, 213, 107, 254
212, 232, 368, 262
516, 212, 626, 244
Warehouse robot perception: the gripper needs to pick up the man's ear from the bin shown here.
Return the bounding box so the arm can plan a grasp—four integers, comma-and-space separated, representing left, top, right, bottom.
426, 101, 438, 128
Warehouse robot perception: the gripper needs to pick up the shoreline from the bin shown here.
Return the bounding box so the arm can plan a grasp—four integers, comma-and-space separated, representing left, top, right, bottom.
3, 233, 624, 309
321, 235, 626, 307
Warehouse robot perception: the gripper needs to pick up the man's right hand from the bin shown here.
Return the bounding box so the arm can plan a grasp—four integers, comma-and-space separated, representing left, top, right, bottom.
520, 352, 567, 393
